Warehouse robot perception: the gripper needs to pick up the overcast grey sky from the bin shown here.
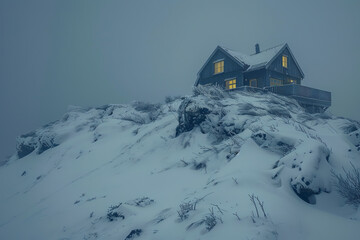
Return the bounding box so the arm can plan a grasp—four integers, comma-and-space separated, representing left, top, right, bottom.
1, 0, 360, 161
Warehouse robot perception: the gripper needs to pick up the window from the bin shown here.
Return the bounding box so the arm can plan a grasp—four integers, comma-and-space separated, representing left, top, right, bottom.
288, 79, 296, 84
284, 78, 296, 84
214, 60, 224, 74
270, 78, 283, 86
249, 79, 257, 87
282, 55, 288, 68
225, 78, 236, 90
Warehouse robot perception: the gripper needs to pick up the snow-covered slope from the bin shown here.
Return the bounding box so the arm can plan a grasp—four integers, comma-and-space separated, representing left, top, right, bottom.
1, 87, 360, 240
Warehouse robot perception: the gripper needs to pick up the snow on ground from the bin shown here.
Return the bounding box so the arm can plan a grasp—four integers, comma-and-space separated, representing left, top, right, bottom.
0, 86, 359, 240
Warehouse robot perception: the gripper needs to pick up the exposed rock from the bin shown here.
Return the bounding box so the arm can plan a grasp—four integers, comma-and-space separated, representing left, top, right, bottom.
251, 131, 296, 156
124, 229, 142, 240
176, 98, 211, 136
126, 197, 154, 207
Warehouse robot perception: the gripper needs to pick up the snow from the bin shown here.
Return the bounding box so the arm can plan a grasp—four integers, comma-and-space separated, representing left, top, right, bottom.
0, 88, 360, 240
221, 44, 286, 71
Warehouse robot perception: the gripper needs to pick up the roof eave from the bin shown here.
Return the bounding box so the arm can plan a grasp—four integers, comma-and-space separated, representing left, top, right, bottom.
218, 46, 247, 68
264, 43, 287, 70
285, 44, 305, 79
196, 46, 247, 85
244, 65, 266, 73
265, 43, 305, 79
194, 76, 200, 86
196, 46, 221, 78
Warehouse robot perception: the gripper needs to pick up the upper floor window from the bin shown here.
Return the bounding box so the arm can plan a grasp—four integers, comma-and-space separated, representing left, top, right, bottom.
282, 55, 288, 68
225, 78, 236, 90
214, 60, 224, 74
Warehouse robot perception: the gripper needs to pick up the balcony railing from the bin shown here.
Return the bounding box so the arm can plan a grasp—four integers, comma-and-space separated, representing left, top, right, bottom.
265, 84, 331, 107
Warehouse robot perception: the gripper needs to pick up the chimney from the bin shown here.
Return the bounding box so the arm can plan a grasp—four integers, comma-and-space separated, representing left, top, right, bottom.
255, 43, 260, 54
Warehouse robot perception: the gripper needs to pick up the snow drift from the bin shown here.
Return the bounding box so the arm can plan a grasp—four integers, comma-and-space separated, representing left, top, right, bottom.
1, 86, 360, 240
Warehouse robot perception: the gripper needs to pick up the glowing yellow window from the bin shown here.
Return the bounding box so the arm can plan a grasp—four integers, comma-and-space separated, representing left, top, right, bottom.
214, 60, 224, 74
226, 79, 236, 90
282, 55, 288, 68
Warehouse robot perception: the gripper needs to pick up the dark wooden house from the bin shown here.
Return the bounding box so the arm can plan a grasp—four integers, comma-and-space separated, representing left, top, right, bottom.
195, 43, 331, 113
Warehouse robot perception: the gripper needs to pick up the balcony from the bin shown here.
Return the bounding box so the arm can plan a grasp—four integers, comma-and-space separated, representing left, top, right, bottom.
265, 84, 331, 110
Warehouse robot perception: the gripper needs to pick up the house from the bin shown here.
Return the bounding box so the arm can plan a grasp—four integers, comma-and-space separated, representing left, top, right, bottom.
195, 43, 331, 113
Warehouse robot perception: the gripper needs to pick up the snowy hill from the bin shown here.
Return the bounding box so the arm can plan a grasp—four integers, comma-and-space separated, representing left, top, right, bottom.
1, 86, 360, 240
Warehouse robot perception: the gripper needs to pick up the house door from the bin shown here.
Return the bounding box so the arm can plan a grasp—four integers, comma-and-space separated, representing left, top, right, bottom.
249, 79, 257, 87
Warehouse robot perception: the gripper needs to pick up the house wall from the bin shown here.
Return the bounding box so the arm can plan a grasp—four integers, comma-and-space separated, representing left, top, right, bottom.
266, 70, 302, 86
267, 47, 303, 84
244, 69, 267, 88
197, 49, 245, 88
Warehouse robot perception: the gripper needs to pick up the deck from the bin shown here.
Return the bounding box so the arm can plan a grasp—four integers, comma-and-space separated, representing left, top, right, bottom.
265, 84, 331, 112
233, 84, 331, 113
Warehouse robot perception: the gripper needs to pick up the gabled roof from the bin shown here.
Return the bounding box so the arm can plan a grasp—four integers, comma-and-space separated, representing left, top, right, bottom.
195, 45, 247, 86
220, 43, 285, 71
219, 43, 304, 78
196, 46, 246, 76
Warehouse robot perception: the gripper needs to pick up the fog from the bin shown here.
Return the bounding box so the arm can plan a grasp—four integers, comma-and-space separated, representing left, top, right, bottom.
1, 0, 360, 161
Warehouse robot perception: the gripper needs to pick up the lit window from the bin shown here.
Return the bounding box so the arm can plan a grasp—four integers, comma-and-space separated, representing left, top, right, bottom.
270, 78, 283, 86
214, 60, 224, 74
249, 79, 257, 87
282, 55, 288, 68
226, 78, 236, 90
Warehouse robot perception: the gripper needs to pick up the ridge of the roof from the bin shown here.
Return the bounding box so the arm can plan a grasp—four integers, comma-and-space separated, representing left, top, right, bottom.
220, 43, 286, 71
249, 43, 286, 56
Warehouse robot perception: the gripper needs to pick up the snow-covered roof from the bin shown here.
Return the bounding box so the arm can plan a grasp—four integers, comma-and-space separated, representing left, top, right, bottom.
220, 43, 286, 72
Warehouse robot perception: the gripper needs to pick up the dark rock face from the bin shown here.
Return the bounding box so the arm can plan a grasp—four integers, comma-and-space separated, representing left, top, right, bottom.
16, 132, 59, 158
17, 140, 37, 159
176, 98, 211, 136
16, 131, 38, 158
292, 183, 317, 204
37, 134, 59, 154
124, 229, 142, 240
